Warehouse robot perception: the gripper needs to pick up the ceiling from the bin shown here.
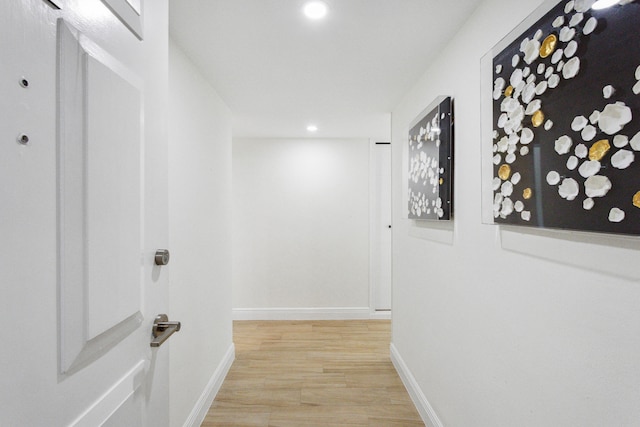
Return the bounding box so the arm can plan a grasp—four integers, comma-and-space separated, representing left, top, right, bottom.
169, 0, 483, 139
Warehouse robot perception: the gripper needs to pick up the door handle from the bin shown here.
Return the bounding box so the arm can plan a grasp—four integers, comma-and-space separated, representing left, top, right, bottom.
150, 314, 181, 347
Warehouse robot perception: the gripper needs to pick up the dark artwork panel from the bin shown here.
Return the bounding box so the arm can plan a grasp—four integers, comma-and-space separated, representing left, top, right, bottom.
408, 97, 453, 220
491, 0, 640, 235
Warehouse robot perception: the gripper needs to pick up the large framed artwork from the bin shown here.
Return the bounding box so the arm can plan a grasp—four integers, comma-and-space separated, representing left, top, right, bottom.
408, 96, 453, 220
482, 0, 640, 236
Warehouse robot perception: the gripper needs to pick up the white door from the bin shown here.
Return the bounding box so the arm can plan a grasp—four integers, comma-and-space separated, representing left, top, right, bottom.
371, 142, 392, 312
0, 0, 170, 425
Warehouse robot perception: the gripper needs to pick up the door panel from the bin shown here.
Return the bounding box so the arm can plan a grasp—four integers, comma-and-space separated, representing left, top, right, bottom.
85, 49, 142, 340
58, 18, 144, 373
68, 360, 146, 427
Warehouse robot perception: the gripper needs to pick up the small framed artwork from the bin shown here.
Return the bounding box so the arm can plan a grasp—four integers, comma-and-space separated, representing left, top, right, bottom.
482, 0, 640, 236
408, 96, 453, 220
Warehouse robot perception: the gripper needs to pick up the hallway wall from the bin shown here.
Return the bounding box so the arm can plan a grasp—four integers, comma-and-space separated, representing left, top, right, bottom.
391, 0, 640, 426
232, 138, 371, 318
168, 40, 234, 427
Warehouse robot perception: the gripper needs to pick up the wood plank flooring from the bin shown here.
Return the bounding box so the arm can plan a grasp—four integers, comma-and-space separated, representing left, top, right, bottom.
201, 320, 424, 427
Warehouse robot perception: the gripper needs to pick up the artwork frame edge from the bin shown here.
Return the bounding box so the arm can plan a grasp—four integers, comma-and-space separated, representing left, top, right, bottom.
407, 95, 454, 222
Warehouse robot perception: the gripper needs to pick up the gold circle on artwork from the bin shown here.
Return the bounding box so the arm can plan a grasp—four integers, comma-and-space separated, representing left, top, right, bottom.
589, 139, 610, 161
540, 34, 558, 58
523, 188, 532, 199
531, 110, 545, 127
633, 191, 640, 208
439, 178, 444, 185
498, 164, 511, 180
504, 85, 514, 97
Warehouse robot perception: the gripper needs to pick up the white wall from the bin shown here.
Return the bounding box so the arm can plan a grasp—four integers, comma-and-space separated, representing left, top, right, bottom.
391, 1, 640, 426
168, 40, 234, 427
232, 138, 371, 318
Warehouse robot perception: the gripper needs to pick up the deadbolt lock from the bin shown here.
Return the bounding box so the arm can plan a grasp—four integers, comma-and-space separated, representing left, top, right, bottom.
155, 249, 170, 266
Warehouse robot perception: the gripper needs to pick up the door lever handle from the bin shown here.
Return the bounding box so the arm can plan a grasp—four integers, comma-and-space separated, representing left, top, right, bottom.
150, 314, 181, 347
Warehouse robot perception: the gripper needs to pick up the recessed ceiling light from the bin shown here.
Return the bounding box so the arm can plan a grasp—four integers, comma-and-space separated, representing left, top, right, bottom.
306, 124, 318, 132
592, 0, 620, 9
303, 1, 328, 20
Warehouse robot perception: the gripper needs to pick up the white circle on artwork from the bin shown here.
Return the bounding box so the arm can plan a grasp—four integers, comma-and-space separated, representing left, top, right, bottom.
546, 170, 561, 185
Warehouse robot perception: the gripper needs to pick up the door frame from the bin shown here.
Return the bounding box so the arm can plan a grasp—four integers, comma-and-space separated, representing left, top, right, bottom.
369, 139, 393, 319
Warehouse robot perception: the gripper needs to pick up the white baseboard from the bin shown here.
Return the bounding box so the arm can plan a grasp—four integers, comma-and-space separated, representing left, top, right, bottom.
390, 343, 443, 427
232, 307, 373, 320
369, 310, 392, 320
182, 343, 235, 427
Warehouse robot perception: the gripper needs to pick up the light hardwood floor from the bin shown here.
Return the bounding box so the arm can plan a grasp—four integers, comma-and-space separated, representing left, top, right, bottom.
201, 320, 424, 427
